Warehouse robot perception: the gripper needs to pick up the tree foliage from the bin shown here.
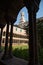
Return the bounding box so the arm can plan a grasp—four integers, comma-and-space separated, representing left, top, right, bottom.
36, 20, 43, 48
25, 20, 43, 47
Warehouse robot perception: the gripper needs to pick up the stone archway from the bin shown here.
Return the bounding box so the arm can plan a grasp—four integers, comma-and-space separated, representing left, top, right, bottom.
23, 0, 41, 65
0, 0, 41, 65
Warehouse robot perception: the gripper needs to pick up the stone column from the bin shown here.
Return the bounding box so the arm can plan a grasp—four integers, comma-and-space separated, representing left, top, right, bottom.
2, 22, 9, 59
23, 0, 41, 65
5, 22, 9, 54
8, 22, 13, 58
28, 10, 38, 65
0, 28, 3, 52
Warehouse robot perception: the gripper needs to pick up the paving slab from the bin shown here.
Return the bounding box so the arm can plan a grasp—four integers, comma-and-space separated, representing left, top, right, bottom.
0, 52, 28, 65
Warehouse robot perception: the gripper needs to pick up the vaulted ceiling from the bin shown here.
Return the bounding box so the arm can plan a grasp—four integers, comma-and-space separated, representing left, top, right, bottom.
0, 0, 41, 28
0, 0, 25, 28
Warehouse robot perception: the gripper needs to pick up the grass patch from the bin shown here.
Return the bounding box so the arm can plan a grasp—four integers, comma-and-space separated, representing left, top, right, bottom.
12, 48, 29, 60
12, 44, 28, 49
12, 44, 29, 61
1, 44, 29, 60
1, 44, 43, 64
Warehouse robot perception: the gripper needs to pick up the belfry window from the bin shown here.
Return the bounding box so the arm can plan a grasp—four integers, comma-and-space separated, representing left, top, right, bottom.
16, 28, 17, 31
2, 38, 5, 43
20, 29, 22, 32
3, 31, 6, 36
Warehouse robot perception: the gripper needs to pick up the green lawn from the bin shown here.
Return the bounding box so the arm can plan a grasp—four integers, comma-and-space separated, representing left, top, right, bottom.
1, 44, 43, 64
12, 44, 28, 49
1, 44, 29, 60
12, 44, 29, 61
12, 44, 43, 64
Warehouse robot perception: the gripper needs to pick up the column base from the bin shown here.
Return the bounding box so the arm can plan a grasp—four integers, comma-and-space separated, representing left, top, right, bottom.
1, 53, 13, 60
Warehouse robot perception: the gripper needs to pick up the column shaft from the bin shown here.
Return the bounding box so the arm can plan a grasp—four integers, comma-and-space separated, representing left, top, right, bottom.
4, 22, 9, 55
9, 22, 13, 56
29, 11, 38, 65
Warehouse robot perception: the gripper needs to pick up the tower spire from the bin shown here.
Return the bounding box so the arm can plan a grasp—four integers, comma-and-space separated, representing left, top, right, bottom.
20, 12, 25, 23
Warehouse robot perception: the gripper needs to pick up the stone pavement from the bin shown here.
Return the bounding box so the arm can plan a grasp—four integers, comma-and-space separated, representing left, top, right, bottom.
0, 52, 28, 65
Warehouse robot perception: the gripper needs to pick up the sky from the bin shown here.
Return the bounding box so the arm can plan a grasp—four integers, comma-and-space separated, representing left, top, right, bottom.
15, 0, 43, 24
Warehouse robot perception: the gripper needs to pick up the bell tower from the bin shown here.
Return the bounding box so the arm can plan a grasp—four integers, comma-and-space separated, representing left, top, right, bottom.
19, 12, 25, 25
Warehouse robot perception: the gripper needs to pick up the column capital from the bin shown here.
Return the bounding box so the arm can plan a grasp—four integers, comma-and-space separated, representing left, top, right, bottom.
4, 15, 16, 24
8, 16, 16, 23
23, 0, 41, 13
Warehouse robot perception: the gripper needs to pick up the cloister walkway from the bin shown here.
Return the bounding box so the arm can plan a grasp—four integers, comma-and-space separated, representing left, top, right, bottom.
0, 52, 28, 65
0, 0, 41, 65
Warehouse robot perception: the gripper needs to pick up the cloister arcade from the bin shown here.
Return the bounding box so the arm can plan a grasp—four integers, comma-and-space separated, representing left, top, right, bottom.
0, 0, 41, 65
